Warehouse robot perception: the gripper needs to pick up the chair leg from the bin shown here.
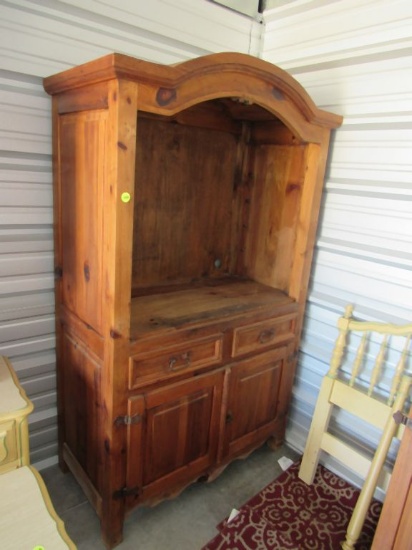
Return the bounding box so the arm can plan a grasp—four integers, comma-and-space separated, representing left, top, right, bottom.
299, 376, 335, 485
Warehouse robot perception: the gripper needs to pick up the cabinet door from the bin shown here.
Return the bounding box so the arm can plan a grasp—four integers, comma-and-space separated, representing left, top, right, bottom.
126, 369, 224, 505
222, 348, 286, 460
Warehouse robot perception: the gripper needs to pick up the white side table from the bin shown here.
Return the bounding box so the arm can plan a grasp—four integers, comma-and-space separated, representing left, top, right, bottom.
0, 355, 33, 472
0, 465, 76, 549
0, 356, 76, 548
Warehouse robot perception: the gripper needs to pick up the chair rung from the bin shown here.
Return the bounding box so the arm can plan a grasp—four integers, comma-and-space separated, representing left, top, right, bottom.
321, 432, 392, 491
330, 381, 390, 430
321, 432, 371, 478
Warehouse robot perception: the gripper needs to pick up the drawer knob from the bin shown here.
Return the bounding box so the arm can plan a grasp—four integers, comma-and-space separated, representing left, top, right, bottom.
258, 329, 275, 344
168, 352, 192, 371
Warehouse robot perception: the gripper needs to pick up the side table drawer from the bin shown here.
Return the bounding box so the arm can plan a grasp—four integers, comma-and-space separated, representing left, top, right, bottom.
232, 314, 296, 358
129, 334, 223, 389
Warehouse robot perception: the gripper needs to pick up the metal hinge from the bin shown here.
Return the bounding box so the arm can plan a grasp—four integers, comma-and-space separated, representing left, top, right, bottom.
113, 485, 140, 500
287, 350, 299, 363
114, 414, 142, 427
393, 410, 412, 430
54, 266, 63, 280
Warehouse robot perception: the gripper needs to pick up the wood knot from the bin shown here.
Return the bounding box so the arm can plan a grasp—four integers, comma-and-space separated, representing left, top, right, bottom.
156, 87, 177, 106
83, 262, 90, 282
104, 439, 110, 454
272, 88, 285, 101
286, 183, 300, 194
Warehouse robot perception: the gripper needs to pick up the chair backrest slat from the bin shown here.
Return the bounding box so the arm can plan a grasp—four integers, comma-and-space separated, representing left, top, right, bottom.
350, 332, 368, 387
368, 335, 388, 396
329, 304, 353, 378
389, 335, 411, 405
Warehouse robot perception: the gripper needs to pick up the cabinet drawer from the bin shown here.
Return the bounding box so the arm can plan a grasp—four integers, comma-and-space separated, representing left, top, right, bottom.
0, 420, 18, 472
232, 314, 296, 358
129, 335, 223, 389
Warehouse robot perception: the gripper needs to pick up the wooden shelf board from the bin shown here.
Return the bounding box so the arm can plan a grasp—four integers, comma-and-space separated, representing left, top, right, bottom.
130, 278, 295, 339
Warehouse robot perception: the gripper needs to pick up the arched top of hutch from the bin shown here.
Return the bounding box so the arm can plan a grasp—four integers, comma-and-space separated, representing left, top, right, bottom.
43, 52, 342, 142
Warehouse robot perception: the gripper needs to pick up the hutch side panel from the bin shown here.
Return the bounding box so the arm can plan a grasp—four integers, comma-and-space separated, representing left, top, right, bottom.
55, 104, 118, 518
59, 111, 107, 335
245, 143, 306, 291
287, 140, 328, 307
61, 329, 103, 492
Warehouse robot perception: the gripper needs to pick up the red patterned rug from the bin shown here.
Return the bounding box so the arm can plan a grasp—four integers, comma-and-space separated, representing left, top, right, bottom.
202, 461, 382, 550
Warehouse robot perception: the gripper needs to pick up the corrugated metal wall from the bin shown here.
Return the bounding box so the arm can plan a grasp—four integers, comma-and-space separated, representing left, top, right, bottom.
262, 0, 412, 491
1, 0, 410, 482
0, 0, 261, 469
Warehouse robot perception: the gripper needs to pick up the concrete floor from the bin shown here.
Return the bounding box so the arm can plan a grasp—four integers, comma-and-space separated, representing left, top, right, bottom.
41, 444, 300, 550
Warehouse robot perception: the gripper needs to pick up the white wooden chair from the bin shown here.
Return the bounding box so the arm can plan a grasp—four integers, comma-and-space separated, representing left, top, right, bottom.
299, 305, 412, 550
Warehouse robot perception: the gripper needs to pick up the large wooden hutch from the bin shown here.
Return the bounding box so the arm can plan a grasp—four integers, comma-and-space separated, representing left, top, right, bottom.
44, 52, 342, 547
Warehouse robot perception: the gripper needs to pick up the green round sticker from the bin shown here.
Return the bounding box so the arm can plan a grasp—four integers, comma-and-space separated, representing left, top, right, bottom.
121, 192, 131, 203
